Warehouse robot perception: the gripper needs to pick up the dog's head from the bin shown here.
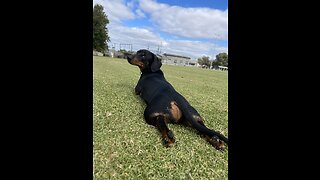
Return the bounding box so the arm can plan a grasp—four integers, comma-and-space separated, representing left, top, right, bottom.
127, 49, 162, 73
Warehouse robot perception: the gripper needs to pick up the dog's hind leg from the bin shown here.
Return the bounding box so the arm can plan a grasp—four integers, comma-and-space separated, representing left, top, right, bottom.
144, 108, 175, 147
183, 105, 226, 150
181, 105, 205, 127
155, 115, 175, 147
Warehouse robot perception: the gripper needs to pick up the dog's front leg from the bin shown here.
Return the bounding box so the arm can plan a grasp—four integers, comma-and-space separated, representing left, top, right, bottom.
135, 86, 142, 95
134, 82, 142, 95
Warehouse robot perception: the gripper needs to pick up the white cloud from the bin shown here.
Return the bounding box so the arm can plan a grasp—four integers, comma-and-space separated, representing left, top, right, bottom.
163, 40, 228, 60
93, 0, 135, 22
94, 0, 228, 59
138, 0, 228, 40
108, 24, 166, 48
135, 9, 146, 18
138, 0, 166, 12
126, 0, 136, 9
108, 24, 227, 59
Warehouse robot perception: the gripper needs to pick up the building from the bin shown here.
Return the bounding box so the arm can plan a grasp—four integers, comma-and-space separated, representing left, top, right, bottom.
160, 53, 194, 66
93, 50, 103, 56
217, 65, 228, 71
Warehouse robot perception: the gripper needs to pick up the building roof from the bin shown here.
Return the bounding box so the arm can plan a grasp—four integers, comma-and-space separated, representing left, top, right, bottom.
218, 66, 228, 69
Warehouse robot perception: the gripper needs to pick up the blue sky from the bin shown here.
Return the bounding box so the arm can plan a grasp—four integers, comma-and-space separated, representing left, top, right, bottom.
93, 0, 228, 60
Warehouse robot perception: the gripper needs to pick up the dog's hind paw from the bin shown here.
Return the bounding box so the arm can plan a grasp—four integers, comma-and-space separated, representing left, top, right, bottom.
167, 130, 174, 139
207, 136, 226, 151
162, 130, 175, 147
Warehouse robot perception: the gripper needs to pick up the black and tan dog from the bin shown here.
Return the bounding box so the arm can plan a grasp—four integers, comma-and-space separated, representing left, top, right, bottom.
127, 49, 228, 150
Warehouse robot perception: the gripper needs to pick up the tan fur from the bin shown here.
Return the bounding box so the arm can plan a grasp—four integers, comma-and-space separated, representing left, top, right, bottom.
170, 101, 182, 122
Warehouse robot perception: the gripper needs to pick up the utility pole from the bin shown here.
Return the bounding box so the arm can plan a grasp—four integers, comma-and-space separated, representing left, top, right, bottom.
112, 43, 117, 50
211, 54, 215, 69
211, 43, 215, 69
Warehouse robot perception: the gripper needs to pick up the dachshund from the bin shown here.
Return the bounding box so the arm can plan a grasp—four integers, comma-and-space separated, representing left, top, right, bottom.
127, 49, 228, 150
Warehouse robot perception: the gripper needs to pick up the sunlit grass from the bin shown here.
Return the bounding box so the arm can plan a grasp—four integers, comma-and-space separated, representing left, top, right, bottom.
93, 56, 228, 179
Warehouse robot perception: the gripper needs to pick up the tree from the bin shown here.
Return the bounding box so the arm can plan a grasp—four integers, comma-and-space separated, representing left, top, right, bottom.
215, 53, 228, 67
197, 56, 211, 68
119, 49, 135, 54
93, 4, 110, 53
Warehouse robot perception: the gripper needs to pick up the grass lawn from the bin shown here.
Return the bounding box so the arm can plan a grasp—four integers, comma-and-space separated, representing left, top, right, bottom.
93, 56, 228, 179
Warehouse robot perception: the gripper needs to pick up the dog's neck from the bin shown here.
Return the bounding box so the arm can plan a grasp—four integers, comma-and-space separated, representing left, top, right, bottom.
140, 70, 164, 77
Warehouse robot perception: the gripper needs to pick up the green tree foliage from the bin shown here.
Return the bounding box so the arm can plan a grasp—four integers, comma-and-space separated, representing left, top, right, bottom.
215, 53, 228, 67
119, 49, 135, 54
197, 56, 211, 67
93, 4, 110, 52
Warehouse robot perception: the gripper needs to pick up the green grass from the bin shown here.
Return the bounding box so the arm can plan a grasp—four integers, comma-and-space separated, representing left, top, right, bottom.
93, 56, 228, 179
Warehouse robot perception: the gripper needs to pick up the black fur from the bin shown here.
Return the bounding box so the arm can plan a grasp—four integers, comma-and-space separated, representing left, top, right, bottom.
127, 49, 228, 150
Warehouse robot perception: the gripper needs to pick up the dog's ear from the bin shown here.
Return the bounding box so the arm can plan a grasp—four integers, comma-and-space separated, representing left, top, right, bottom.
151, 55, 162, 72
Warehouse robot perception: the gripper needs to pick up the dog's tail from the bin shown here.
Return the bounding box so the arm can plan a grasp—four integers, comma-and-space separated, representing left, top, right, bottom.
174, 94, 228, 145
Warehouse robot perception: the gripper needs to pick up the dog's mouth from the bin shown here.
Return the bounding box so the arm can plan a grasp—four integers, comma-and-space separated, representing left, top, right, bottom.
129, 57, 145, 69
